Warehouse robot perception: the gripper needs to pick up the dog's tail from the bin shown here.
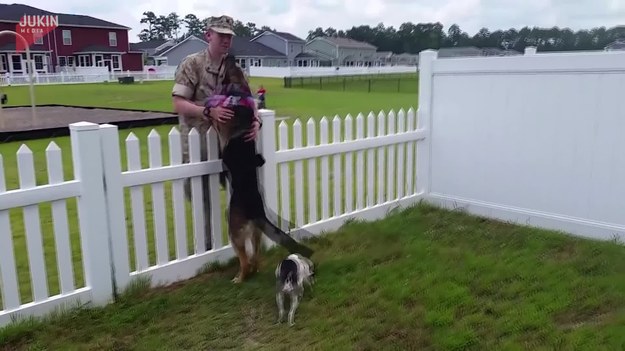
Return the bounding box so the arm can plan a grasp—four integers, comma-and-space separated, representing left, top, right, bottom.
255, 217, 314, 258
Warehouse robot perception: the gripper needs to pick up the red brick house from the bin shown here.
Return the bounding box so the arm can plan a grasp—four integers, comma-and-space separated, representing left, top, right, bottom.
0, 3, 144, 75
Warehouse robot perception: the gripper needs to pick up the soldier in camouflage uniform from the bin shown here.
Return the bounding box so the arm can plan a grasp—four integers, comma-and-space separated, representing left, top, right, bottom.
171, 15, 261, 250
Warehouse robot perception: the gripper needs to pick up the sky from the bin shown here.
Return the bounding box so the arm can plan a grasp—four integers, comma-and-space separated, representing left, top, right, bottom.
13, 0, 625, 42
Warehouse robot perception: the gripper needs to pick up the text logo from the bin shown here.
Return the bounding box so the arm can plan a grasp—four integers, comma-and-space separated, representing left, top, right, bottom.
15, 15, 59, 52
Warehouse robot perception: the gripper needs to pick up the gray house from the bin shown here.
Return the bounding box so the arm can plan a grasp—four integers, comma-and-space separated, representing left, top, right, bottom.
250, 30, 325, 66
150, 35, 208, 66
129, 39, 175, 65
229, 36, 288, 68
304, 36, 378, 66
146, 34, 293, 68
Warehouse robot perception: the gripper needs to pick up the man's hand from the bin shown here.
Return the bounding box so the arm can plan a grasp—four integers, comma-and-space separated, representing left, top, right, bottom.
209, 106, 234, 123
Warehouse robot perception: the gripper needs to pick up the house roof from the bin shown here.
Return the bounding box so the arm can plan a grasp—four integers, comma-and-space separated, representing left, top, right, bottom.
153, 35, 207, 57
295, 52, 322, 58
0, 3, 131, 30
153, 45, 174, 56
319, 36, 377, 50
266, 30, 305, 42
129, 39, 171, 51
250, 30, 306, 43
0, 42, 51, 52
229, 36, 285, 57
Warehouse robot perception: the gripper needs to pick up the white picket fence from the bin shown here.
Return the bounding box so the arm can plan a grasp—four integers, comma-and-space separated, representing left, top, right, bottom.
0, 70, 174, 86
0, 107, 426, 327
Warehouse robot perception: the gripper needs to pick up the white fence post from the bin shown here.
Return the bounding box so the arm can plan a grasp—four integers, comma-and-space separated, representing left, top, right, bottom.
98, 123, 131, 294
416, 49, 437, 196
69, 121, 115, 305
258, 109, 278, 248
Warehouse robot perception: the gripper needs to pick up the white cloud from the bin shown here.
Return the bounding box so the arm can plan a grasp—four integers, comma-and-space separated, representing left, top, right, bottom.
12, 0, 625, 42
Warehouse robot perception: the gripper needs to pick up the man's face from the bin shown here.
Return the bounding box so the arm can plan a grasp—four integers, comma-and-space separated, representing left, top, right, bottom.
207, 30, 233, 55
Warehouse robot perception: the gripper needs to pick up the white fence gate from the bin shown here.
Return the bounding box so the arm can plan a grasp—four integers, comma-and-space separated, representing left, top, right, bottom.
0, 107, 427, 327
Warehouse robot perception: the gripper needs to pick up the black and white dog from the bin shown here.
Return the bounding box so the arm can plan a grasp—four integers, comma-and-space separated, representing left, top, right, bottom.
275, 253, 315, 326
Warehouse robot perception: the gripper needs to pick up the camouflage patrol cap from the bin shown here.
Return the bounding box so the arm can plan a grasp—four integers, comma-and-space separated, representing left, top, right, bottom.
206, 15, 236, 35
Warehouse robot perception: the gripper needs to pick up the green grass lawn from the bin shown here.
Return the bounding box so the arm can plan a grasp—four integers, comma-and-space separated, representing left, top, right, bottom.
1, 76, 416, 120
2, 203, 625, 350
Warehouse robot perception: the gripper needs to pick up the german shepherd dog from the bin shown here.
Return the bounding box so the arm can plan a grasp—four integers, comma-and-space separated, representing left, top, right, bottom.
207, 55, 314, 283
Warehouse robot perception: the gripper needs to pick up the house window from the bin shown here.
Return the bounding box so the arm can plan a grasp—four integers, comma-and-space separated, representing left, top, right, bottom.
33, 55, 44, 70
112, 55, 120, 69
11, 55, 22, 71
33, 32, 43, 45
58, 56, 66, 66
78, 55, 91, 67
67, 56, 75, 67
109, 32, 117, 46
0, 55, 7, 72
62, 30, 71, 45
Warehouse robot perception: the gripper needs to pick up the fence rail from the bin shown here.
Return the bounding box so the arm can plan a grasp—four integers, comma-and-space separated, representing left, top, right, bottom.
0, 107, 427, 327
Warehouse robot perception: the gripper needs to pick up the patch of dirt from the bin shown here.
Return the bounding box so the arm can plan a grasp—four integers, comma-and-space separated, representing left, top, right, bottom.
0, 105, 176, 132
553, 305, 618, 331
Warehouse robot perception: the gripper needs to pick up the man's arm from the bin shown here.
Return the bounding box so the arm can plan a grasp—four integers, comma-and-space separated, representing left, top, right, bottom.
171, 57, 208, 124
172, 95, 206, 120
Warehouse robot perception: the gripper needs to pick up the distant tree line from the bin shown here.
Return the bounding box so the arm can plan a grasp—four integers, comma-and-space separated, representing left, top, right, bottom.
137, 11, 625, 54
137, 11, 275, 42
